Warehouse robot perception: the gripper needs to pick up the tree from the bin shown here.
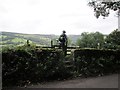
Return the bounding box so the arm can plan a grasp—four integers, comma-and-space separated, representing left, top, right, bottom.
88, 0, 120, 18
76, 32, 105, 49
105, 29, 120, 49
76, 32, 90, 48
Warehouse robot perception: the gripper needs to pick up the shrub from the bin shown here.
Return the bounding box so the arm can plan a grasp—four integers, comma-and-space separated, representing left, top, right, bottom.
74, 49, 120, 77
2, 47, 71, 87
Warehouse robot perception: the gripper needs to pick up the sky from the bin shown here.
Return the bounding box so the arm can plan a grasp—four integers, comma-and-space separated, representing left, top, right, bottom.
0, 0, 118, 35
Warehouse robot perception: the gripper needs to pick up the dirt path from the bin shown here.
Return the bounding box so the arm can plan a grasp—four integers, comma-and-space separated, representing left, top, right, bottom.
27, 74, 118, 88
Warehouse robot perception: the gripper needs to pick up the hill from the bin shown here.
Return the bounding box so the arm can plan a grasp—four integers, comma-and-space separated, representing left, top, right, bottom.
0, 31, 80, 46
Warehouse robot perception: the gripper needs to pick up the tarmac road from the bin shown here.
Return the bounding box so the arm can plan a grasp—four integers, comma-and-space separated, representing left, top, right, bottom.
27, 74, 118, 88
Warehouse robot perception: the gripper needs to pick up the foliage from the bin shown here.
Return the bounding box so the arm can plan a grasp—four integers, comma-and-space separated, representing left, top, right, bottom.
2, 47, 71, 87
105, 29, 120, 49
1, 42, 36, 53
76, 32, 105, 49
88, 0, 120, 18
74, 49, 120, 77
76, 30, 120, 50
2, 45, 120, 87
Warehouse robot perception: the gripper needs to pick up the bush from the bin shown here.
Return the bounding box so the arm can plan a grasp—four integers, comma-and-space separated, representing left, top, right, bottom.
2, 46, 71, 87
74, 49, 120, 77
2, 46, 120, 87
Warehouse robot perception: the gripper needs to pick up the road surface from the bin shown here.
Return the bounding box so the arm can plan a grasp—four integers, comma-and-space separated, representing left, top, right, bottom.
27, 74, 118, 88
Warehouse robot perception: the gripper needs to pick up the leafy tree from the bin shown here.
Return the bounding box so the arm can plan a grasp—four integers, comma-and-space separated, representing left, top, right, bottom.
76, 32, 91, 48
88, 0, 120, 18
77, 32, 105, 49
105, 29, 120, 49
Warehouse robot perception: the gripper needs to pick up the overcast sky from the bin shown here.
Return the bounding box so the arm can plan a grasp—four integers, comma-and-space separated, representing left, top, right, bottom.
0, 0, 118, 35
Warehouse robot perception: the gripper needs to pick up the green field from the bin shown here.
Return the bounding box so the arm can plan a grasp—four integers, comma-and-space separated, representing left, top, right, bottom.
0, 31, 80, 47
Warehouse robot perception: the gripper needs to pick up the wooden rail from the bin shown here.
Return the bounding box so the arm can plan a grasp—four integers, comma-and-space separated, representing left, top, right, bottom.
36, 46, 80, 49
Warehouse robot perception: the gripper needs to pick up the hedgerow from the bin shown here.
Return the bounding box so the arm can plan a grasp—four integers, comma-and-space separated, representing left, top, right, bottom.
2, 46, 71, 87
2, 46, 120, 87
74, 49, 120, 77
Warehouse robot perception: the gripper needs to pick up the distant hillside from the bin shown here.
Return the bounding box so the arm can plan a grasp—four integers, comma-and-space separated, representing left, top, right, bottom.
0, 31, 80, 46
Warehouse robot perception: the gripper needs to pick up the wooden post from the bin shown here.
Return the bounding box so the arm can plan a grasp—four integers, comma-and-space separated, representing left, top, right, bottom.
51, 40, 53, 47
27, 40, 30, 46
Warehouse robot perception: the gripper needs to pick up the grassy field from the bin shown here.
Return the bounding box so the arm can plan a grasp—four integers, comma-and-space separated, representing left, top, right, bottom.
1, 31, 80, 47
